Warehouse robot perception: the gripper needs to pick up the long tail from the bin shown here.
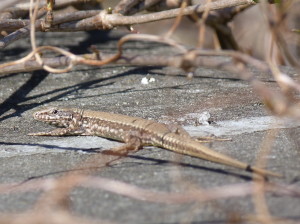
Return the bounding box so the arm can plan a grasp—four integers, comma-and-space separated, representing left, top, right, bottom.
162, 133, 281, 178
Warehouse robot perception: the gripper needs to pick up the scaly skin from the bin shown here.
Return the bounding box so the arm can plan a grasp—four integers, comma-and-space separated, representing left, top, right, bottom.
29, 107, 281, 177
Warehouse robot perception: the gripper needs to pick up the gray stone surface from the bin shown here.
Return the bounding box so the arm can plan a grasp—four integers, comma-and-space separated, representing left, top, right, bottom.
0, 30, 300, 223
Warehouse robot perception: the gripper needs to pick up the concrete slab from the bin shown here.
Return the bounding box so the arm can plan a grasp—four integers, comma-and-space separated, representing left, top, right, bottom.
0, 30, 300, 223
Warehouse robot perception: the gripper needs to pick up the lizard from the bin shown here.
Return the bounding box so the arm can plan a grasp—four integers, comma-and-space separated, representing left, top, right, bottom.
29, 107, 281, 178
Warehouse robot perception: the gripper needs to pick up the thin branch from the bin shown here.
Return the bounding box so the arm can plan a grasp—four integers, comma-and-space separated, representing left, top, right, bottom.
0, 10, 100, 48
197, 0, 211, 48
57, 0, 255, 31
0, 47, 270, 76
164, 0, 188, 38
1, 175, 299, 204
1, 0, 256, 32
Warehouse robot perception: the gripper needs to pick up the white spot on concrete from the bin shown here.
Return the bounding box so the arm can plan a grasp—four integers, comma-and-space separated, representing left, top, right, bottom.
197, 111, 211, 125
185, 116, 300, 137
141, 77, 155, 85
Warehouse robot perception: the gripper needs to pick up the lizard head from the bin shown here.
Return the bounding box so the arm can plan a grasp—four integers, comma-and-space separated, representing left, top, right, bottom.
33, 107, 83, 127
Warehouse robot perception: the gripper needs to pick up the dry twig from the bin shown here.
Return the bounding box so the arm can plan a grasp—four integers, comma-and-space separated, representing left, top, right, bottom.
0, 0, 299, 223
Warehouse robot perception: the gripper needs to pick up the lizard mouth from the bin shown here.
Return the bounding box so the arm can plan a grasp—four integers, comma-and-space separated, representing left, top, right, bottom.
33, 111, 50, 120
33, 110, 70, 127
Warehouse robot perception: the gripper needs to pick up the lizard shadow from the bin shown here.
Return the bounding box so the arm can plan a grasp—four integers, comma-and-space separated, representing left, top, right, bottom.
117, 154, 254, 181
18, 156, 253, 186
0, 141, 105, 153
7, 141, 254, 182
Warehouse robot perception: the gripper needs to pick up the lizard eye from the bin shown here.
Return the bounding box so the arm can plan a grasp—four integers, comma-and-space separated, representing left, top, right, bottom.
52, 109, 58, 114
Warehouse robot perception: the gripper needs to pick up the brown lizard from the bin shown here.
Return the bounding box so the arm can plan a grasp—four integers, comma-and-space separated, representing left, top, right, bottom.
29, 107, 281, 177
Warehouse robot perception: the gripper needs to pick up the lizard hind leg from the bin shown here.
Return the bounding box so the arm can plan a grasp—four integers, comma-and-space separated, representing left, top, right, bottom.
103, 135, 143, 156
100, 135, 143, 168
